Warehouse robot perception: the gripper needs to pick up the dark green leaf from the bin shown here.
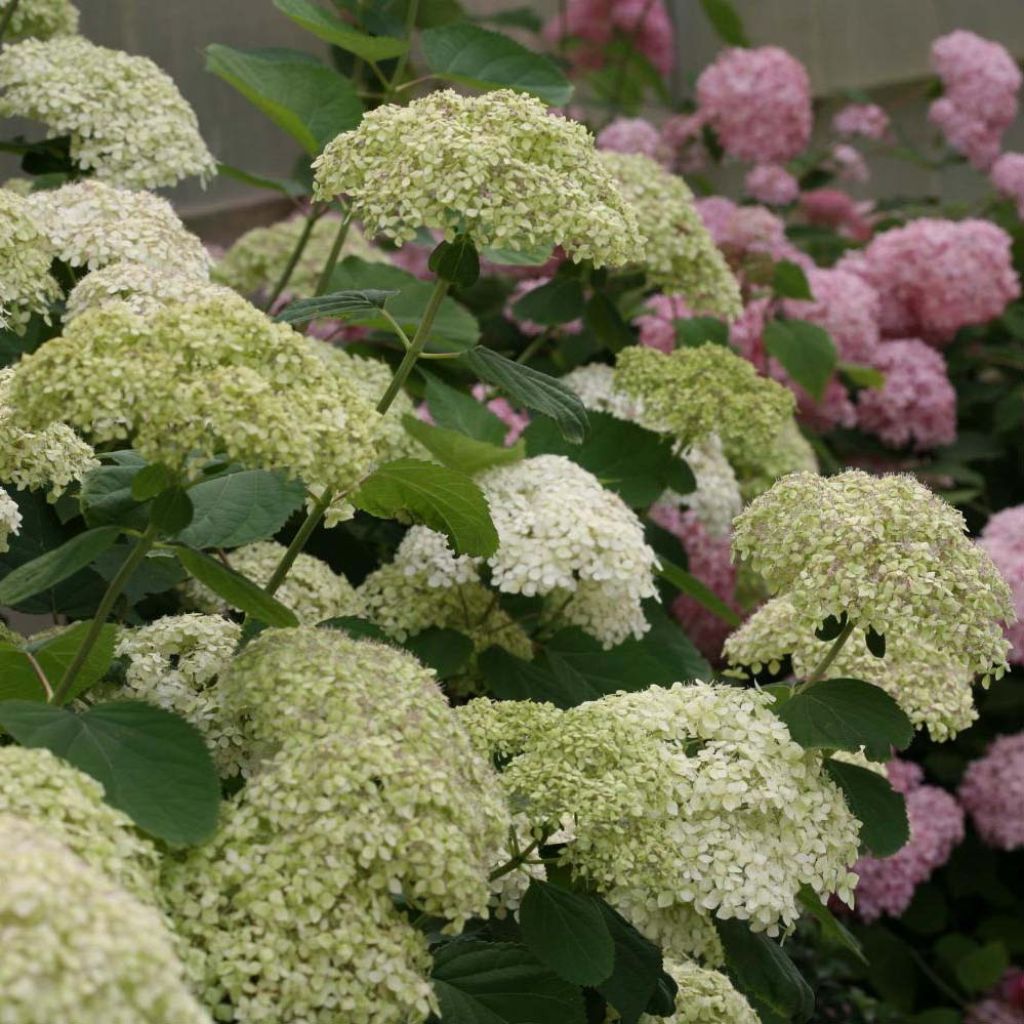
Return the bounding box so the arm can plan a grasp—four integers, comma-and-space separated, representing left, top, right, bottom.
92, 547, 185, 604
131, 463, 176, 501
520, 880, 614, 986
319, 615, 391, 642
0, 526, 120, 606
0, 700, 220, 844
403, 627, 474, 679
858, 928, 918, 1012
478, 646, 561, 704
276, 289, 398, 325
674, 316, 730, 349
763, 319, 838, 402
429, 234, 481, 287
815, 613, 848, 641
173, 547, 300, 627
80, 454, 149, 530
273, 0, 408, 60
403, 415, 524, 476
778, 678, 913, 761
432, 940, 585, 1024
825, 758, 909, 857
478, 6, 543, 32
351, 458, 498, 556
150, 487, 194, 533
421, 22, 572, 106
460, 347, 588, 443
205, 45, 362, 154
716, 919, 815, 1024
698, 0, 749, 45
596, 902, 666, 1024
0, 621, 116, 703
797, 885, 867, 965
426, 376, 507, 445
772, 260, 813, 298
584, 292, 634, 352
956, 941, 1009, 994
866, 625, 886, 658
655, 557, 741, 626
216, 162, 307, 197
512, 277, 585, 326
176, 470, 306, 550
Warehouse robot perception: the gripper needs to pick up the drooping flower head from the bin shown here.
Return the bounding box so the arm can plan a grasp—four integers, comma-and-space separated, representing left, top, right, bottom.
313, 89, 644, 266
696, 46, 812, 163
980, 504, 1024, 665
0, 189, 60, 331
598, 152, 742, 318
0, 36, 215, 187
959, 732, 1024, 850
0, 0, 78, 41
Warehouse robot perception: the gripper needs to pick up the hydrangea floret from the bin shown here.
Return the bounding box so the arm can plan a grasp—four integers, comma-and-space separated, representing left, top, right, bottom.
312, 88, 644, 266
0, 484, 22, 552
958, 732, 1024, 850
0, 189, 60, 331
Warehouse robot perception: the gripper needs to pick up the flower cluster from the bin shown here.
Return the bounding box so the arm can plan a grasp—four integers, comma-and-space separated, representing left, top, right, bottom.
980, 504, 1024, 664
696, 196, 810, 268
598, 151, 742, 317
856, 339, 957, 451
991, 152, 1024, 218
562, 362, 645, 422
0, 484, 22, 551
0, 0, 78, 41
744, 164, 799, 206
0, 816, 209, 1024
696, 46, 812, 163
732, 471, 1014, 683
929, 30, 1021, 169
0, 189, 60, 331
958, 732, 1024, 850
832, 103, 890, 140
0, 36, 215, 187
313, 89, 644, 266
7, 294, 381, 494
0, 367, 98, 499
849, 760, 964, 921
644, 960, 759, 1024
634, 292, 691, 353
735, 418, 819, 502
838, 218, 1020, 344
597, 117, 670, 164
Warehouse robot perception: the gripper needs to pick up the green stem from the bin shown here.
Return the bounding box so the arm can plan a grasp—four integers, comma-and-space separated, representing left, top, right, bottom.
805, 619, 855, 686
516, 330, 549, 365
264, 207, 322, 311
0, 0, 21, 44
313, 209, 353, 297
376, 277, 449, 414
385, 0, 419, 100
488, 837, 543, 882
264, 489, 335, 597
52, 524, 159, 705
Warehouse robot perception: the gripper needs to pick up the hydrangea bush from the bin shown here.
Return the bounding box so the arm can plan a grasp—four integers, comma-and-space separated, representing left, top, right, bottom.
1, 3, 1023, 1023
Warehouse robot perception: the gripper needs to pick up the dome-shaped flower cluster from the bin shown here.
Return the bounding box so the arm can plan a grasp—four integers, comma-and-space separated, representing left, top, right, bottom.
0, 36, 215, 187
980, 504, 1024, 665
832, 103, 890, 140
991, 152, 1024, 218
0, 816, 210, 1024
928, 30, 1021, 169
744, 164, 799, 206
838, 218, 1020, 345
27, 181, 211, 276
643, 959, 760, 1024
596, 116, 668, 163
7, 294, 381, 494
849, 760, 964, 921
732, 471, 1014, 684
856, 339, 957, 451
0, 189, 60, 331
696, 46, 812, 164
598, 152, 742, 318
696, 196, 810, 268
958, 732, 1024, 850
313, 89, 644, 266
0, 0, 78, 41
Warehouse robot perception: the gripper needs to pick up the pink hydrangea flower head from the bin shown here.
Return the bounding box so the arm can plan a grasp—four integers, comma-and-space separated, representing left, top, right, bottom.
991, 152, 1024, 218
744, 164, 800, 206
929, 97, 1003, 170
507, 276, 583, 337
837, 218, 1020, 344
782, 267, 881, 364
695, 197, 810, 267
785, 375, 857, 432
471, 384, 530, 445
828, 143, 870, 184
597, 117, 668, 163
659, 112, 708, 173
967, 999, 1024, 1024
635, 293, 693, 353
800, 188, 874, 241
959, 732, 1024, 850
832, 103, 890, 141
887, 757, 925, 796
852, 779, 965, 921
856, 338, 956, 451
729, 297, 771, 368
696, 46, 812, 163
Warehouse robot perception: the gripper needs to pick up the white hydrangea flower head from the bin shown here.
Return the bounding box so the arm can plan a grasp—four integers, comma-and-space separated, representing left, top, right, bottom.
736, 417, 819, 502
732, 471, 1014, 681
7, 296, 381, 492
674, 434, 743, 539
0, 0, 78, 41
0, 816, 211, 1024
0, 483, 22, 552
392, 523, 482, 588
725, 595, 984, 740
598, 152, 742, 319
609, 893, 725, 965
0, 746, 160, 903
65, 262, 235, 322
0, 189, 60, 331
614, 344, 796, 475
313, 89, 644, 266
0, 367, 98, 499
562, 362, 645, 422
0, 37, 215, 187
641, 960, 759, 1024
213, 214, 387, 297
457, 696, 563, 761
115, 615, 246, 777
478, 455, 659, 647
27, 181, 211, 275
182, 541, 362, 626
497, 682, 860, 935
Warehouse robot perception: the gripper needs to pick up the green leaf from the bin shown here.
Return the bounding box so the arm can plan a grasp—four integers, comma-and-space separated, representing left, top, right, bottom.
797, 885, 867, 965
839, 361, 885, 390
716, 920, 815, 1024
276, 289, 398, 325
403, 415, 524, 476
421, 22, 573, 106
825, 758, 909, 857
520, 880, 614, 986
0, 621, 116, 703
92, 547, 185, 604
480, 244, 554, 267
524, 411, 682, 508
674, 316, 730, 348
429, 234, 481, 287
512, 277, 585, 326
131, 463, 176, 501
173, 547, 300, 627
351, 458, 498, 557
956, 941, 1009, 994
150, 487, 194, 534
216, 162, 307, 197
0, 700, 220, 845
698, 0, 749, 45
80, 454, 149, 530
0, 526, 120, 606
655, 556, 741, 626
478, 6, 543, 32
596, 902, 668, 1024
273, 0, 408, 60
205, 45, 362, 155
403, 627, 474, 679
763, 319, 838, 402
432, 940, 585, 1024
772, 260, 813, 299
426, 376, 506, 444
319, 615, 391, 642
460, 347, 588, 443
176, 470, 306, 550
584, 292, 635, 352
777, 678, 913, 761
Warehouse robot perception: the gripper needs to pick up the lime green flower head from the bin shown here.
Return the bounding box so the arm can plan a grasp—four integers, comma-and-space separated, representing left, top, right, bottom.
0, 0, 78, 41
0, 189, 60, 332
